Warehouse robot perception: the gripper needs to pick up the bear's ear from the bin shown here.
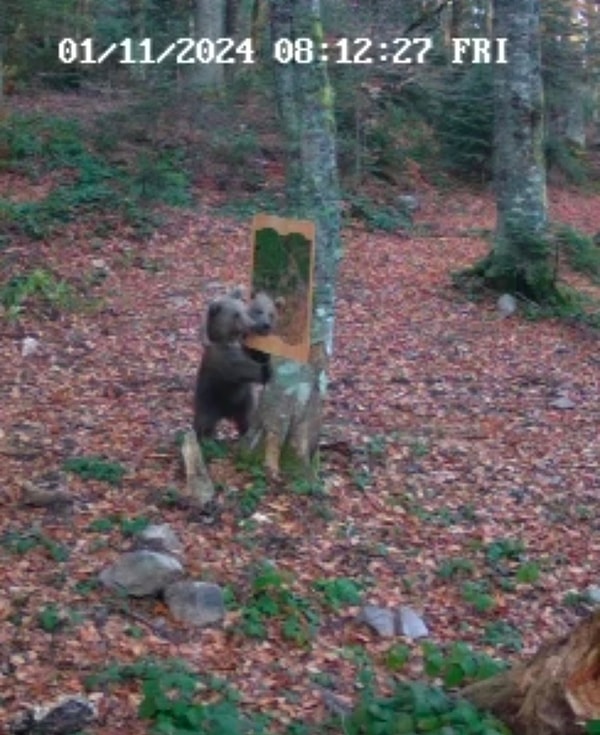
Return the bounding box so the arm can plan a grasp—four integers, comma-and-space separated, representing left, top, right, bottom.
230, 286, 246, 301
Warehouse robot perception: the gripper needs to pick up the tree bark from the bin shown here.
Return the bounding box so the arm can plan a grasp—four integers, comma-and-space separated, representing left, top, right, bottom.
193, 0, 226, 89
494, 0, 546, 240
469, 0, 557, 301
244, 0, 341, 478
462, 611, 600, 735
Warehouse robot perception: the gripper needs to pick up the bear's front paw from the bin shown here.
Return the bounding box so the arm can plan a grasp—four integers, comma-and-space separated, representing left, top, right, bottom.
261, 362, 272, 384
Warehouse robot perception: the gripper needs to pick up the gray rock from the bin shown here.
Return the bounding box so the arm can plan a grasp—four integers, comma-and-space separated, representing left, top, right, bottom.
99, 550, 183, 596
397, 606, 429, 639
22, 337, 40, 357
10, 696, 95, 735
358, 605, 396, 637
397, 194, 420, 213
139, 524, 184, 555
165, 580, 225, 627
497, 293, 517, 316
549, 396, 576, 410
587, 585, 600, 604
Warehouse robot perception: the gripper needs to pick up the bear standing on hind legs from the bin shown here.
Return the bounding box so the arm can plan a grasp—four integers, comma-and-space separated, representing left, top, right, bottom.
193, 290, 272, 440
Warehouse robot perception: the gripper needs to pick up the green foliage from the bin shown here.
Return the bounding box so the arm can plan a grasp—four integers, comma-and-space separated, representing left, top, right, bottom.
1, 528, 69, 561
120, 516, 151, 537
422, 641, 508, 688
462, 581, 496, 614
313, 577, 363, 611
86, 658, 267, 735
383, 643, 411, 673
201, 438, 231, 462
239, 563, 319, 646
0, 113, 191, 242
555, 226, 600, 281
563, 590, 592, 607
515, 561, 541, 584
63, 456, 126, 486
37, 603, 66, 633
87, 514, 150, 536
343, 680, 512, 735
485, 539, 525, 566
586, 720, 600, 734
435, 65, 494, 179
437, 557, 475, 580
482, 621, 523, 652
87, 517, 118, 533
131, 151, 191, 206
344, 193, 411, 232
0, 268, 75, 318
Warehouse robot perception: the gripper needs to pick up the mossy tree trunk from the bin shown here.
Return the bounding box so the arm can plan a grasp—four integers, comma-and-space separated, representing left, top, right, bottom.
462, 610, 600, 735
474, 0, 556, 301
193, 0, 225, 89
245, 0, 342, 478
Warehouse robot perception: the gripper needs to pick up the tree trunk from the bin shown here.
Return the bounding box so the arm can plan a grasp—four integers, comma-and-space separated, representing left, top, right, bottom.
193, 0, 225, 89
462, 611, 600, 735
471, 0, 556, 301
244, 0, 341, 479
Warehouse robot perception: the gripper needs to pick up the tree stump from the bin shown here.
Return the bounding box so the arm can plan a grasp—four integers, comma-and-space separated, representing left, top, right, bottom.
462, 611, 600, 735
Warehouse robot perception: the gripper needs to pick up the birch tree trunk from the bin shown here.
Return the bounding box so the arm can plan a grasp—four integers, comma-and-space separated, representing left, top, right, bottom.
471, 0, 557, 302
244, 0, 342, 478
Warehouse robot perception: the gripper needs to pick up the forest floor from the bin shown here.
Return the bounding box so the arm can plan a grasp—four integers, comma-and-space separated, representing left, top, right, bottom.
1, 96, 600, 732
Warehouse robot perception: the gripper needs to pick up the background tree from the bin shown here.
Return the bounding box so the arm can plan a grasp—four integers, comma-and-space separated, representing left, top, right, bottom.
469, 0, 558, 302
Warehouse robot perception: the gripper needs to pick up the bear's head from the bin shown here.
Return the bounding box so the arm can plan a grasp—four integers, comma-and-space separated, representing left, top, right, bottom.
248, 291, 285, 336
205, 290, 254, 344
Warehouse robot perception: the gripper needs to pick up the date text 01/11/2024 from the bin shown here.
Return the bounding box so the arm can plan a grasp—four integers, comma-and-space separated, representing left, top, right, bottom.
57, 36, 509, 67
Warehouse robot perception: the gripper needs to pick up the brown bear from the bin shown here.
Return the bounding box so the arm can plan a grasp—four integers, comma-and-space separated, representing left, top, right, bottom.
193, 289, 273, 440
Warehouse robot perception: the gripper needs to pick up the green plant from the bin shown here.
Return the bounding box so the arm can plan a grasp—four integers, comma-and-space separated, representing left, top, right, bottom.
132, 151, 191, 206
482, 621, 523, 652
120, 516, 151, 537
409, 438, 430, 458
462, 581, 496, 613
201, 438, 231, 462
436, 64, 494, 179
63, 456, 126, 486
344, 680, 511, 735
313, 577, 363, 611
555, 225, 600, 281
239, 563, 319, 646
344, 193, 410, 232
87, 517, 118, 533
37, 603, 66, 633
86, 659, 263, 734
516, 561, 541, 584
563, 590, 592, 608
422, 641, 508, 688
1, 528, 69, 561
383, 643, 411, 673
437, 557, 476, 580
485, 538, 525, 568
0, 268, 75, 318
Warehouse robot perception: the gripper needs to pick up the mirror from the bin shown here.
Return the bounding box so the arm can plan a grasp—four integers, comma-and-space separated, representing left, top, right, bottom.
245, 213, 315, 363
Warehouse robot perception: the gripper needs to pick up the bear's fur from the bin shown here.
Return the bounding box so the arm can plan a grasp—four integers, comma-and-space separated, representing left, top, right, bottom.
193, 289, 273, 440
